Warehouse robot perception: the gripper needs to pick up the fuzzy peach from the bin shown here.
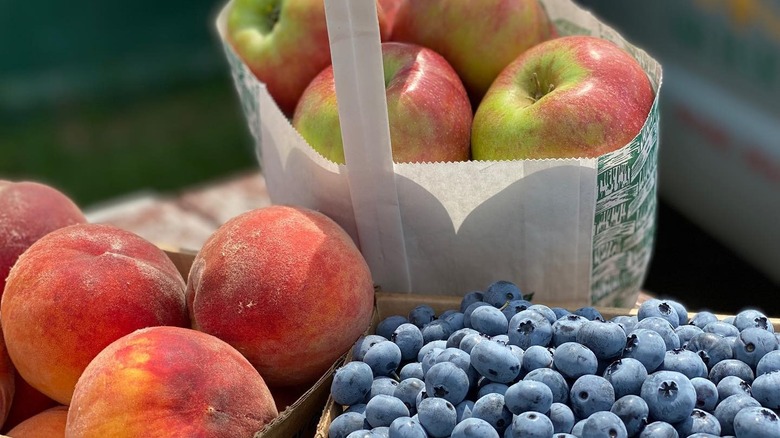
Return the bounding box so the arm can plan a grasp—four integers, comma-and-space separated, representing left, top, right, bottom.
66, 326, 278, 438
186, 205, 374, 387
1, 376, 58, 434
6, 405, 67, 438
0, 180, 86, 296
0, 223, 189, 405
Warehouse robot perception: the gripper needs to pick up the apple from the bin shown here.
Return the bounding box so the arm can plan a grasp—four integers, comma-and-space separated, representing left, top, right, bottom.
471, 35, 655, 160
292, 41, 473, 164
392, 0, 555, 105
227, 0, 392, 117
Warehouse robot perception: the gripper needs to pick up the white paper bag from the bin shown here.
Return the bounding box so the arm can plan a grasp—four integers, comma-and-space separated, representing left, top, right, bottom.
216, 0, 663, 308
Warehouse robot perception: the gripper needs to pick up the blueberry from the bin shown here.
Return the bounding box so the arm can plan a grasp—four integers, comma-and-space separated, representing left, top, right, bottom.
394, 377, 425, 414
713, 393, 762, 435
365, 394, 410, 428
581, 410, 628, 438
521, 345, 554, 373
633, 317, 681, 351
553, 342, 598, 380
408, 305, 436, 329
552, 314, 589, 347
708, 358, 754, 385
675, 408, 721, 437
640, 370, 696, 424
424, 361, 470, 405
685, 332, 732, 370
421, 320, 454, 344
470, 392, 512, 434
716, 375, 752, 402
460, 291, 484, 313
665, 299, 689, 326
690, 311, 719, 329
733, 308, 774, 333
549, 402, 575, 434
603, 357, 648, 398
483, 280, 522, 307
329, 412, 370, 438
377, 315, 409, 340
576, 319, 627, 361
733, 406, 780, 438
524, 368, 570, 404
756, 350, 780, 376
734, 326, 778, 368
610, 315, 638, 334
346, 403, 367, 414
446, 327, 480, 349
610, 394, 649, 437
638, 298, 681, 328
504, 379, 553, 415
469, 305, 508, 336
416, 397, 457, 438
690, 377, 719, 412
364, 341, 403, 377
573, 306, 603, 321
476, 382, 509, 399
703, 320, 740, 337
570, 419, 588, 437
569, 374, 615, 419
674, 324, 703, 348
637, 420, 678, 437
353, 335, 389, 361
469, 337, 521, 384
463, 302, 492, 329
442, 311, 465, 332
391, 323, 425, 362
551, 307, 571, 320
370, 377, 400, 399
417, 340, 447, 363
420, 346, 445, 378
511, 411, 554, 438
458, 332, 486, 355
660, 348, 708, 379
450, 417, 500, 438
491, 334, 510, 344
399, 362, 424, 381
332, 361, 375, 406
528, 304, 558, 325
345, 429, 373, 438
500, 299, 533, 324
751, 369, 780, 409
454, 399, 475, 422
508, 309, 553, 349
434, 347, 479, 389
388, 416, 428, 438
623, 328, 667, 373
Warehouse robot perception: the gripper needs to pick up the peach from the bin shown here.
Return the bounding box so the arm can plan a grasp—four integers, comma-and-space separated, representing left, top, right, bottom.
0, 333, 14, 431
186, 205, 374, 387
0, 223, 189, 405
65, 326, 278, 438
6, 405, 67, 438
0, 180, 86, 297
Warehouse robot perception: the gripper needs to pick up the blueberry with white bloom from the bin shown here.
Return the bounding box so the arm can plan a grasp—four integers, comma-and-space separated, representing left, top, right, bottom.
640, 370, 696, 424
365, 394, 410, 428
660, 348, 708, 379
549, 402, 575, 434
524, 367, 570, 404
733, 406, 780, 438
751, 369, 780, 409
622, 329, 666, 373
703, 321, 739, 338
569, 374, 615, 419
756, 350, 780, 376
504, 379, 552, 415
416, 397, 457, 438
581, 410, 628, 438
576, 319, 627, 361
690, 377, 719, 412
713, 393, 761, 436
634, 316, 681, 351
552, 314, 589, 347
638, 298, 681, 328
733, 308, 774, 333
391, 323, 425, 362
638, 421, 678, 438
511, 411, 554, 438
603, 357, 648, 398
331, 361, 375, 406
674, 408, 721, 437
708, 358, 754, 385
460, 291, 484, 313
521, 345, 554, 373
690, 311, 719, 329
450, 417, 499, 438
469, 338, 521, 384
470, 392, 512, 435
483, 280, 522, 308
734, 326, 778, 368
388, 416, 427, 438
507, 309, 553, 349
377, 315, 409, 340
610, 394, 648, 437
553, 342, 598, 380
424, 361, 470, 405
716, 375, 752, 403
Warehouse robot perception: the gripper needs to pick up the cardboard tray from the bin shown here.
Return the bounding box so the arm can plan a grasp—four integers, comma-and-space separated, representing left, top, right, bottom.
313, 291, 780, 437
161, 247, 344, 438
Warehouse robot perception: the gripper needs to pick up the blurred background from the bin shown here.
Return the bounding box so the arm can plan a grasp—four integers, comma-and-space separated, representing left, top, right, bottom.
1, 0, 778, 313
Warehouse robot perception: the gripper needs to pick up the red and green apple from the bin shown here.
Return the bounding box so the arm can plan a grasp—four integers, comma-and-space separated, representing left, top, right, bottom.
471, 35, 655, 160
227, 0, 392, 117
292, 41, 473, 164
392, 0, 555, 105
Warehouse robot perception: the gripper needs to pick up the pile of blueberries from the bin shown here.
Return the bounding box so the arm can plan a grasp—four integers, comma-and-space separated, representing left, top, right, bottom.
327, 281, 780, 438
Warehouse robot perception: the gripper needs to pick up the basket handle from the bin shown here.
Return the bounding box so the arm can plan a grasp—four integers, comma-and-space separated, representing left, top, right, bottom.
323, 0, 411, 292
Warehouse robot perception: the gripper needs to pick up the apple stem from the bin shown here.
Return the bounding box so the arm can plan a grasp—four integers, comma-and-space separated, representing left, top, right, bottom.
531, 72, 555, 102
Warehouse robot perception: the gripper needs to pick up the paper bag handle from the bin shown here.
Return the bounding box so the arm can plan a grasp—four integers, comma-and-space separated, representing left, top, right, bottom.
323, 0, 411, 292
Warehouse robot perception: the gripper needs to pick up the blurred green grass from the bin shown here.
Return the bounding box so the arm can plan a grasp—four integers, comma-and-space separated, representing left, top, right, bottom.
0, 0, 258, 208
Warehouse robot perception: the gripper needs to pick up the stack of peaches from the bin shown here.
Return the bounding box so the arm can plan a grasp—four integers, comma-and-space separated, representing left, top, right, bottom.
0, 180, 376, 437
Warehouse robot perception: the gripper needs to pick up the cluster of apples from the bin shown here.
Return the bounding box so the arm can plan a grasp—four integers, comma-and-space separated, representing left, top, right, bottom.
227, 0, 655, 163
0, 180, 375, 437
